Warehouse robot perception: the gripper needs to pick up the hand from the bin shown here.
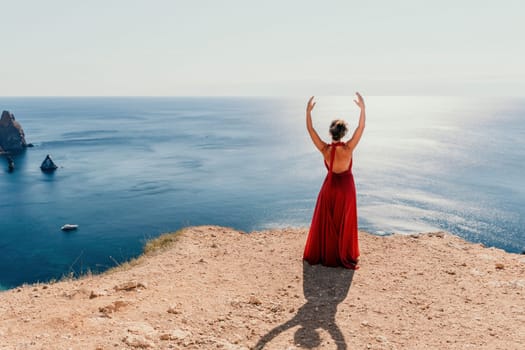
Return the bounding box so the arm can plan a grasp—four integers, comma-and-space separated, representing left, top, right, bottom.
353, 92, 365, 109
307, 96, 316, 113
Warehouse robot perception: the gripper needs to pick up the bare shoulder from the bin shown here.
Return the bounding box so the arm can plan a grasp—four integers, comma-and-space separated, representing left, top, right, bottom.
341, 142, 353, 153
343, 140, 357, 153
321, 143, 331, 157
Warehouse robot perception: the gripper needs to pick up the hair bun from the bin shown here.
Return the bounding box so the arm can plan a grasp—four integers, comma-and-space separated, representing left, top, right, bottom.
329, 119, 348, 141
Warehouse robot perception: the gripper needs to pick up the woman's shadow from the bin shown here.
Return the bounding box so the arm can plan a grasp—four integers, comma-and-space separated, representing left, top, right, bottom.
254, 261, 355, 349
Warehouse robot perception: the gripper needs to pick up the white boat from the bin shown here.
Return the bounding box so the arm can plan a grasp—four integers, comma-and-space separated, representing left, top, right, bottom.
61, 224, 79, 231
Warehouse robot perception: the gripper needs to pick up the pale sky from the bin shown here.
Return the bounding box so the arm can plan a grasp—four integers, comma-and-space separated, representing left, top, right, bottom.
0, 0, 523, 96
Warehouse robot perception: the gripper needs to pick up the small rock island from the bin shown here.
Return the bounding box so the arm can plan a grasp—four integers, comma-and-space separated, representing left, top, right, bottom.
0, 110, 28, 154
40, 154, 58, 172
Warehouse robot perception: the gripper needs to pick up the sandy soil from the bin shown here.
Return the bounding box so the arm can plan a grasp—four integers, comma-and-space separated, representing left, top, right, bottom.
0, 226, 524, 350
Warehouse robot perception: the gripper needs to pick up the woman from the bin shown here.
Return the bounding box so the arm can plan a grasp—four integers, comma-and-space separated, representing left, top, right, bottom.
303, 93, 366, 270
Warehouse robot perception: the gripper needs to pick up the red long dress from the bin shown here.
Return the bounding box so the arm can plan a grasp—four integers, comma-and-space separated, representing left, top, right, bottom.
303, 142, 360, 269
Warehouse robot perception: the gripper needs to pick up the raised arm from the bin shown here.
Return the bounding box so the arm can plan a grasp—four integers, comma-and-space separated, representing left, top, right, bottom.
346, 92, 366, 151
306, 96, 328, 153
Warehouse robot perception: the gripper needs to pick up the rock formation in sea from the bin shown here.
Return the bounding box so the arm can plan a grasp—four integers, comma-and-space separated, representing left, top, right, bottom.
40, 154, 58, 172
0, 110, 27, 153
7, 156, 14, 172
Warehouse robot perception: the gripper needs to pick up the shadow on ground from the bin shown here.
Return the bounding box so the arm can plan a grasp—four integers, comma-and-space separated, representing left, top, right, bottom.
254, 261, 355, 349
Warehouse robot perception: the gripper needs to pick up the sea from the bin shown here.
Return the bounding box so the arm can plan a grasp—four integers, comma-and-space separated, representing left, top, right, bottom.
0, 96, 523, 290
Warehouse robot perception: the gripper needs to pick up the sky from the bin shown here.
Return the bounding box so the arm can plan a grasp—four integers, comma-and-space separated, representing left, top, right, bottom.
0, 0, 523, 96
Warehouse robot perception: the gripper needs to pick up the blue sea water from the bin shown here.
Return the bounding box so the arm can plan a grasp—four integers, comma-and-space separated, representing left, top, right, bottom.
0, 96, 523, 290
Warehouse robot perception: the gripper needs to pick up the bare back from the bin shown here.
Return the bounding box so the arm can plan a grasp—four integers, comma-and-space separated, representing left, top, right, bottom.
323, 143, 352, 173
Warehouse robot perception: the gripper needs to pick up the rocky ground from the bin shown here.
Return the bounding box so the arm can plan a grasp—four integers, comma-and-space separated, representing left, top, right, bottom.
0, 226, 524, 349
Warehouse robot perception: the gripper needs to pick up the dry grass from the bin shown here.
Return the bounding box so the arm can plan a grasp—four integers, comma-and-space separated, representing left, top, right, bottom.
143, 229, 184, 255
105, 229, 185, 274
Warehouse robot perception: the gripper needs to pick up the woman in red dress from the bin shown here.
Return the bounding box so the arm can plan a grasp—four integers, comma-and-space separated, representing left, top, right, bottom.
303, 93, 366, 270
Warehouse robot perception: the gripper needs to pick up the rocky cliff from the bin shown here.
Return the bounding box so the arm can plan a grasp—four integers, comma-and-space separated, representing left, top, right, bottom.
0, 110, 27, 153
0, 226, 523, 349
